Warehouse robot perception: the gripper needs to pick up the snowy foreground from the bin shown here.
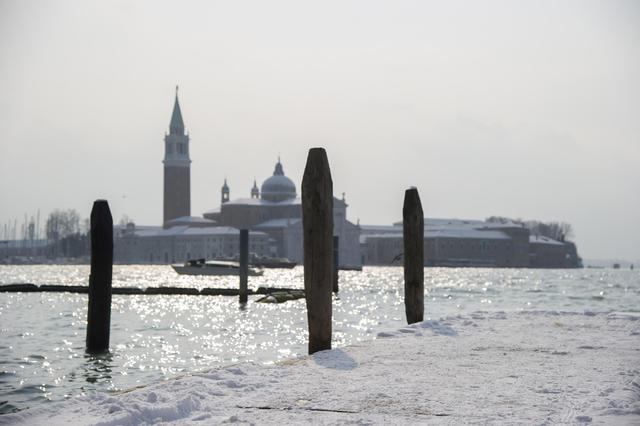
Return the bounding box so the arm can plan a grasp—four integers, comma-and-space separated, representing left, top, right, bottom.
6, 311, 640, 425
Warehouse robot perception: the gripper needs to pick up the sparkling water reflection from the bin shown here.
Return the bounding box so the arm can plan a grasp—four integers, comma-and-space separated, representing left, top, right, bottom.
0, 265, 638, 414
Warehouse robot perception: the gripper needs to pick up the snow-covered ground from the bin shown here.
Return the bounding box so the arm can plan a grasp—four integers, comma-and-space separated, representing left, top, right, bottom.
4, 311, 639, 425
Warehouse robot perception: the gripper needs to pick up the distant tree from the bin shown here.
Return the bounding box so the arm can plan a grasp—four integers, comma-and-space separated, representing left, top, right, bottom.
558, 222, 574, 241
46, 209, 80, 241
45, 209, 85, 258
46, 212, 60, 243
487, 216, 575, 242
537, 222, 573, 241
27, 218, 35, 241
486, 216, 507, 224
485, 216, 523, 225
527, 221, 574, 242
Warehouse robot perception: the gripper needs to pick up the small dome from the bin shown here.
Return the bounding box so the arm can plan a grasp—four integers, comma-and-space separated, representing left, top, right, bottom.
261, 159, 296, 202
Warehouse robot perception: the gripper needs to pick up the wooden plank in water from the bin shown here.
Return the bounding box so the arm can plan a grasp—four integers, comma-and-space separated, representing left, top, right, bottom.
42, 285, 89, 293
0, 283, 39, 292
0, 284, 300, 296
201, 288, 242, 296
113, 287, 145, 295
145, 287, 199, 295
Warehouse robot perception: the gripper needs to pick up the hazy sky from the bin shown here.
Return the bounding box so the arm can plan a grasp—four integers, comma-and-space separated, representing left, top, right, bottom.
1, 0, 638, 261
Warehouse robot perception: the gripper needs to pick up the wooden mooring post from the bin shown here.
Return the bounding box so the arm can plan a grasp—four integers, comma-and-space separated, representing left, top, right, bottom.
302, 148, 333, 354
239, 229, 249, 304
332, 236, 339, 293
86, 200, 113, 353
403, 187, 424, 325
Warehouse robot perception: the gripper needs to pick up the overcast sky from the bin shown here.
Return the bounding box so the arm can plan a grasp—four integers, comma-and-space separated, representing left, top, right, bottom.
0, 0, 638, 261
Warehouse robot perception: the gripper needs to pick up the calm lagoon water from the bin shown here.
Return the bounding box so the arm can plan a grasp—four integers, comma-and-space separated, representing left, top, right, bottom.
1, 265, 638, 414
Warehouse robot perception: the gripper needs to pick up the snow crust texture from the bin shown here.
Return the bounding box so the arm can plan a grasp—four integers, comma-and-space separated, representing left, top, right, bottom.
4, 311, 639, 425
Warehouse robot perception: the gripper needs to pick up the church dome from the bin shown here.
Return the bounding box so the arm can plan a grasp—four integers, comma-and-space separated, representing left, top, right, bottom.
261, 159, 296, 202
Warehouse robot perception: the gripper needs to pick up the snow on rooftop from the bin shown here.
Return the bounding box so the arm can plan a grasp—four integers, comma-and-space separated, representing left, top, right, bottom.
165, 216, 216, 224
530, 235, 565, 245
132, 226, 267, 238
360, 224, 401, 234
428, 228, 510, 240
427, 218, 487, 227
254, 218, 302, 229
371, 218, 524, 233
360, 228, 510, 241
114, 225, 161, 231
11, 311, 639, 425
388, 218, 487, 228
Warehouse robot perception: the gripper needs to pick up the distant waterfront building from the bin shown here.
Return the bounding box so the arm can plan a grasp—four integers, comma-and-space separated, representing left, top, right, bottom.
163, 87, 191, 226
111, 89, 579, 268
361, 219, 526, 267
360, 219, 579, 268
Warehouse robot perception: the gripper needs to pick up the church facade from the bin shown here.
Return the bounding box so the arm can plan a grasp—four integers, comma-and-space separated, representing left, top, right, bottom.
204, 159, 362, 266
114, 89, 362, 266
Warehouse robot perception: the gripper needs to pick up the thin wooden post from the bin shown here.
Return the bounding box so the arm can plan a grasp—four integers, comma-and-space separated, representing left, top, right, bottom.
239, 229, 249, 304
86, 200, 113, 352
302, 147, 333, 354
403, 187, 424, 325
332, 236, 339, 293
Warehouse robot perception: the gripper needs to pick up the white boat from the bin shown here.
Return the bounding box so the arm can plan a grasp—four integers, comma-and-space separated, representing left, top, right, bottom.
172, 259, 263, 276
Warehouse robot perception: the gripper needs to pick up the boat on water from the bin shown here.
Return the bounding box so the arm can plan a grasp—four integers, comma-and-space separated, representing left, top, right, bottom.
339, 265, 363, 272
216, 254, 298, 269
172, 259, 264, 276
250, 256, 297, 269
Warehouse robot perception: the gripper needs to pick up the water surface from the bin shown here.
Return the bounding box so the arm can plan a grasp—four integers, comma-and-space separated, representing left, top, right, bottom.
1, 265, 638, 414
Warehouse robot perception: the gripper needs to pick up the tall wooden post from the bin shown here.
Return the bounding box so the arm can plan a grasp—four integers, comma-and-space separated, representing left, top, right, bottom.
239, 229, 249, 304
86, 200, 113, 353
332, 236, 339, 293
403, 187, 424, 325
302, 148, 333, 354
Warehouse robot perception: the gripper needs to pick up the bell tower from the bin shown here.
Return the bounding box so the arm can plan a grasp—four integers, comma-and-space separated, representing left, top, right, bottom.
251, 179, 260, 199
163, 86, 191, 225
221, 179, 230, 204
